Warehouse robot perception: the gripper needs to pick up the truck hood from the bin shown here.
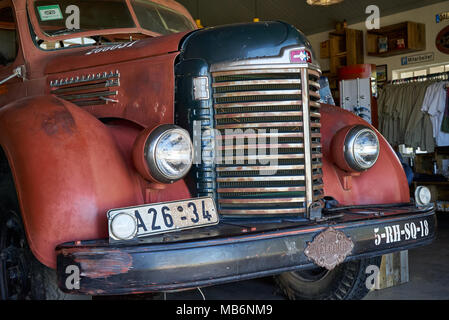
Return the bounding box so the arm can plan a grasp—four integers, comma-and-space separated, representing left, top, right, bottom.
178, 21, 317, 65
45, 21, 316, 75
44, 31, 190, 75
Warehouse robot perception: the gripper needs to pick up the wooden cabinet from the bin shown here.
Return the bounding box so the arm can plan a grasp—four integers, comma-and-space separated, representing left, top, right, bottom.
414, 147, 449, 176
320, 28, 364, 105
413, 147, 449, 212
320, 40, 330, 59
367, 22, 425, 57
328, 28, 364, 75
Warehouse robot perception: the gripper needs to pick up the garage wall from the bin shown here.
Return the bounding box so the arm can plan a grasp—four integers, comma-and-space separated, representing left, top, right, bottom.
307, 1, 449, 79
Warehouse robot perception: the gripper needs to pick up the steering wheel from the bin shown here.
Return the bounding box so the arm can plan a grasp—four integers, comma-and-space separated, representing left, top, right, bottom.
37, 39, 65, 48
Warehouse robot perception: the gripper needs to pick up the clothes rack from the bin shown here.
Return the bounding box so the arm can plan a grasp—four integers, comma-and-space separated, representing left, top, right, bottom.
389, 71, 449, 85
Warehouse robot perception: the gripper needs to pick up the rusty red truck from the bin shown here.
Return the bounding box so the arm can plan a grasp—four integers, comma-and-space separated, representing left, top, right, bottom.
0, 0, 435, 300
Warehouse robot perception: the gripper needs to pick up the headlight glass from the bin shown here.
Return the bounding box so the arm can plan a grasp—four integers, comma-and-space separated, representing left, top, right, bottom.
415, 186, 431, 206
155, 129, 193, 179
353, 130, 380, 168
345, 126, 380, 171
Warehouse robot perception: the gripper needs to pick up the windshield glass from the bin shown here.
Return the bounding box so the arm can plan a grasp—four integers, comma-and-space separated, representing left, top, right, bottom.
32, 0, 195, 39
131, 0, 194, 35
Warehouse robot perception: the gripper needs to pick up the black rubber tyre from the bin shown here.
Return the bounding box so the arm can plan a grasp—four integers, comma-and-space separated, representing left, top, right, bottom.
275, 256, 382, 300
0, 207, 89, 300
29, 258, 83, 300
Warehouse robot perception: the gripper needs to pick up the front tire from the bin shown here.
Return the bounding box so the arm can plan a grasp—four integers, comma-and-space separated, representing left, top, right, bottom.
0, 207, 89, 300
275, 256, 382, 300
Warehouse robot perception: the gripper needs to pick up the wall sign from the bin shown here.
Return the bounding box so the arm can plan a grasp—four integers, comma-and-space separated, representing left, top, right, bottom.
401, 52, 434, 66
436, 12, 449, 23
436, 25, 449, 54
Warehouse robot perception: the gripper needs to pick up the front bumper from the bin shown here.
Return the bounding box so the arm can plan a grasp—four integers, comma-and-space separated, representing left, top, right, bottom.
56, 204, 436, 295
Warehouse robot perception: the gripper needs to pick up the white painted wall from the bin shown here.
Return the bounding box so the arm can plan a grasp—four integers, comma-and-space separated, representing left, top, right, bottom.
307, 1, 449, 79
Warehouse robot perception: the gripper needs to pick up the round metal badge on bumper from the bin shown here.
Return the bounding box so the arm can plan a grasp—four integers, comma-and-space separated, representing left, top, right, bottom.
304, 227, 354, 270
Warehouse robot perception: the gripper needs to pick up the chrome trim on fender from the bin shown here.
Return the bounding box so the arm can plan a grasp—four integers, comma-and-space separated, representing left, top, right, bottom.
49, 70, 120, 106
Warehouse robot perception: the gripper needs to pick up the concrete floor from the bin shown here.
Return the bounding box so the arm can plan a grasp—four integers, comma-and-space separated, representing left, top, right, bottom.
158, 214, 449, 300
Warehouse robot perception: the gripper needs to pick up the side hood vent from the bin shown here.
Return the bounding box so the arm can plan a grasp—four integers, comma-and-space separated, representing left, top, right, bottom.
49, 70, 120, 106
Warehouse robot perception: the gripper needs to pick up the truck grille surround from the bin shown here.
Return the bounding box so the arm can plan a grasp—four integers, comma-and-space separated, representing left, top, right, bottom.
205, 57, 324, 217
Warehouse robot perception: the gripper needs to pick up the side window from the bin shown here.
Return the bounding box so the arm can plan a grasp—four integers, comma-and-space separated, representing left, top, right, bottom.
0, 4, 17, 66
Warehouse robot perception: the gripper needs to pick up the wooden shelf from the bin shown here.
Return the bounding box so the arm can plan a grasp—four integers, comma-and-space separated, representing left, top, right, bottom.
334, 51, 347, 57
319, 28, 363, 106
366, 21, 425, 57
328, 28, 363, 74
367, 48, 421, 57
414, 181, 449, 185
329, 30, 345, 36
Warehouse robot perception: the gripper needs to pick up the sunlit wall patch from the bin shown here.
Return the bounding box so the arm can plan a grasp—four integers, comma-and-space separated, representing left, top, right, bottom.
290, 49, 312, 63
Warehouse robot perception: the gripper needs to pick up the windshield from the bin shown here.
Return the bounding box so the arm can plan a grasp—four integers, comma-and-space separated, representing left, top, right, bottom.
31, 0, 195, 48
132, 0, 195, 35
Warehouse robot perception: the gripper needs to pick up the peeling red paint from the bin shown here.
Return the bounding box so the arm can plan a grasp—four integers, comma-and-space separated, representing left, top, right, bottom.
76, 251, 133, 278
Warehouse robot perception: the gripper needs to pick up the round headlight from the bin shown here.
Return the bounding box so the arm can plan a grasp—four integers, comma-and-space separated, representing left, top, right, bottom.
344, 125, 380, 171
415, 186, 431, 206
145, 125, 193, 183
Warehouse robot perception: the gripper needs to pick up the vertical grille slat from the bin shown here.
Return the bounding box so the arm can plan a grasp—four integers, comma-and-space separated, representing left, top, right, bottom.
211, 66, 324, 217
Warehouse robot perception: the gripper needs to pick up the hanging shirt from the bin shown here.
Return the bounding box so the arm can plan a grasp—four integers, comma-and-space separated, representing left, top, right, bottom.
404, 83, 434, 152
378, 83, 435, 152
441, 87, 449, 133
421, 82, 449, 146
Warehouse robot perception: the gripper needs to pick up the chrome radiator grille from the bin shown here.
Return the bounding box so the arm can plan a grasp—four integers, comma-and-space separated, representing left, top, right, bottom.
211, 67, 324, 216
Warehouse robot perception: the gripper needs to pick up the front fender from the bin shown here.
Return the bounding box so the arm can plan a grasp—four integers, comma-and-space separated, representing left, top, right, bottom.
0, 96, 190, 268
320, 104, 409, 205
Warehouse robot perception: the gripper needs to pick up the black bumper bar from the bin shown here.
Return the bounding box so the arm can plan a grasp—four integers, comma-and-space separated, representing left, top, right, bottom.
56, 205, 436, 295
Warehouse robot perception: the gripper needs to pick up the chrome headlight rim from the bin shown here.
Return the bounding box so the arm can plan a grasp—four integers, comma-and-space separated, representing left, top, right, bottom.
344, 125, 380, 172
144, 124, 193, 184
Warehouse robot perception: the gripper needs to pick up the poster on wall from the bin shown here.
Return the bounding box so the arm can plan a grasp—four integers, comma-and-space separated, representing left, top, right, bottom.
376, 64, 387, 87
436, 25, 449, 54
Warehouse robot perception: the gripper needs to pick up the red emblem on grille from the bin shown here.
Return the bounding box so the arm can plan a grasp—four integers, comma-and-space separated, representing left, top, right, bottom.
290, 49, 312, 63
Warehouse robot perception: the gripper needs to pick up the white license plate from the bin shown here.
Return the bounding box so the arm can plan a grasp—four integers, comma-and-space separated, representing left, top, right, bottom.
107, 197, 219, 240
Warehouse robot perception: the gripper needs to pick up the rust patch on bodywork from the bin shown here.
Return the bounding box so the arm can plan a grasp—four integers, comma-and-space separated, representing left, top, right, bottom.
41, 109, 76, 136
75, 251, 133, 278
